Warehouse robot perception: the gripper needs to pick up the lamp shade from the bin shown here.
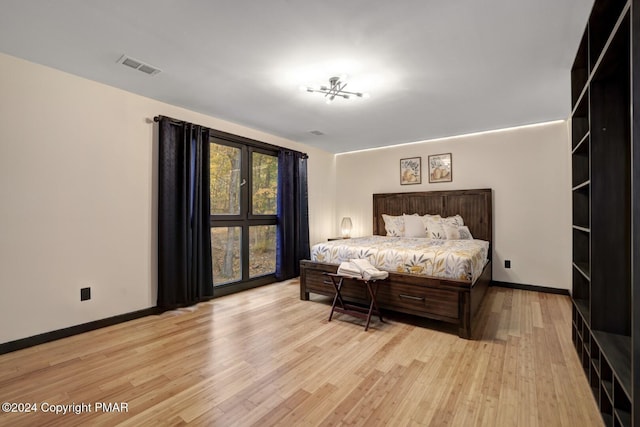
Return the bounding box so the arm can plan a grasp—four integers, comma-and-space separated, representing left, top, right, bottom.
340, 217, 353, 238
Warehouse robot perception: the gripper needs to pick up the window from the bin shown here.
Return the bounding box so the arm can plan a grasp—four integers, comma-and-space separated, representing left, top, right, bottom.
209, 138, 278, 291
249, 225, 276, 278
210, 143, 241, 215
252, 152, 277, 215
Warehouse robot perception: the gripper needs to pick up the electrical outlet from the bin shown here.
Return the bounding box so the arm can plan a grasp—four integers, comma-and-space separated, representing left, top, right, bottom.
81, 287, 91, 301
504, 260, 511, 269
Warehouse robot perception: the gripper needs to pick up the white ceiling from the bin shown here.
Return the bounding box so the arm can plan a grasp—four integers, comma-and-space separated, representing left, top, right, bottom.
0, 0, 593, 153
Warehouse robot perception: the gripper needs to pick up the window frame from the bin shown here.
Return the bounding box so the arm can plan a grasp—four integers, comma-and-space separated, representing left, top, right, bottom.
209, 130, 279, 296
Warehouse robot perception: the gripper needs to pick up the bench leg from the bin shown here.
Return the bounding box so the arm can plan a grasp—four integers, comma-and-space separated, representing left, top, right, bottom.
328, 277, 345, 322
364, 281, 383, 331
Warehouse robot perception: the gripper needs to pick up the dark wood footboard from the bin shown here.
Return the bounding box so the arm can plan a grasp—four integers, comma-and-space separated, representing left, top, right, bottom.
300, 259, 492, 339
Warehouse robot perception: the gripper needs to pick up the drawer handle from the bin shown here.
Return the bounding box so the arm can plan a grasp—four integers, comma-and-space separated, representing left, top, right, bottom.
399, 294, 425, 301
322, 280, 333, 286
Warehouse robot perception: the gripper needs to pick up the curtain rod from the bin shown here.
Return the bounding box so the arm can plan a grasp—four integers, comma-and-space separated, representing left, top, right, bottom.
153, 114, 308, 159
153, 115, 184, 126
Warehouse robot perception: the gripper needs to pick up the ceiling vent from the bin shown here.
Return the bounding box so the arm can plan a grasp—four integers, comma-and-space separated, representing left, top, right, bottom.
117, 54, 161, 76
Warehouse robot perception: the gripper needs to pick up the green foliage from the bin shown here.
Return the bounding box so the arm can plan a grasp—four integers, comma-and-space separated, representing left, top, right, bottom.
252, 152, 278, 214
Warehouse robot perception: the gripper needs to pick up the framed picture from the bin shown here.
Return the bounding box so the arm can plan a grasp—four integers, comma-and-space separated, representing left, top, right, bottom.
428, 153, 452, 183
400, 157, 421, 185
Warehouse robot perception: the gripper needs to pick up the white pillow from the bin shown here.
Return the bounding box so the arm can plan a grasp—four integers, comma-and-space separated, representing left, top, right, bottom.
419, 214, 440, 229
403, 214, 427, 237
382, 214, 405, 236
444, 224, 473, 240
424, 216, 446, 239
442, 214, 464, 227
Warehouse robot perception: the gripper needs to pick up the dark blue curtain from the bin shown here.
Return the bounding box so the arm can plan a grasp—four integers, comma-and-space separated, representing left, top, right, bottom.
276, 150, 310, 280
158, 117, 213, 309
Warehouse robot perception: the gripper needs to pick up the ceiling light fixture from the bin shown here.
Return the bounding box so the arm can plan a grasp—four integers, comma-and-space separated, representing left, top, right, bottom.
300, 76, 369, 104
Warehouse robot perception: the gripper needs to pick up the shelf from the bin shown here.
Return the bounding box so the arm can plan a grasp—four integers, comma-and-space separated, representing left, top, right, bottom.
592, 331, 631, 399
615, 409, 631, 427
589, 0, 630, 73
571, 93, 589, 149
572, 189, 590, 229
614, 379, 632, 426
573, 274, 590, 311
572, 180, 590, 192
600, 388, 614, 426
572, 132, 590, 154
572, 229, 590, 289
572, 135, 590, 188
574, 299, 590, 323
602, 379, 614, 400
573, 262, 590, 280
571, 30, 588, 107
572, 225, 590, 233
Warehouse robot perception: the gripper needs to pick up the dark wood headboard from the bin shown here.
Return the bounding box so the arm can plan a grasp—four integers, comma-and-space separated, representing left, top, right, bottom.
372, 189, 493, 244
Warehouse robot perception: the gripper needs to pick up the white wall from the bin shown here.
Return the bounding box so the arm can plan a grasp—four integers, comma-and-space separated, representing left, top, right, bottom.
335, 121, 572, 289
0, 52, 336, 344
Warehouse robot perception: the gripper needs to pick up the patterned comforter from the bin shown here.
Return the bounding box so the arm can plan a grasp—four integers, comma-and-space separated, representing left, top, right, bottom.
311, 236, 489, 282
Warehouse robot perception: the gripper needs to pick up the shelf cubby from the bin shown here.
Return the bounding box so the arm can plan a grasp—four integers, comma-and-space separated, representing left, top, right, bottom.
590, 337, 600, 372
601, 391, 614, 427
571, 30, 588, 108
588, 0, 628, 71
571, 136, 589, 187
572, 228, 590, 277
614, 379, 631, 427
573, 299, 589, 330
576, 312, 585, 339
571, 92, 589, 149
572, 184, 589, 229
590, 358, 600, 398
601, 358, 614, 401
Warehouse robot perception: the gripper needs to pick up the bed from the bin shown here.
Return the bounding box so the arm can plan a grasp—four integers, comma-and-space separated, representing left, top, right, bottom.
300, 188, 492, 338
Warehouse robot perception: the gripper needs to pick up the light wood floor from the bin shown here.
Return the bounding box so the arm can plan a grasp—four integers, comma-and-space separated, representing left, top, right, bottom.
0, 280, 603, 426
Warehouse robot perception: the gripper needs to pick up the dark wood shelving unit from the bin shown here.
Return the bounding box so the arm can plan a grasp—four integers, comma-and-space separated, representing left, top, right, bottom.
570, 1, 638, 425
